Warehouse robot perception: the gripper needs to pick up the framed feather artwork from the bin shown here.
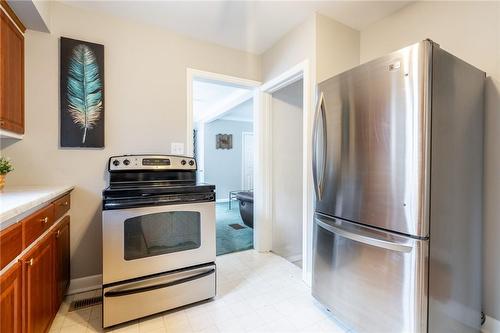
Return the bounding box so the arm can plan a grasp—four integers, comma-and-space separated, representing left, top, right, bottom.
60, 37, 105, 147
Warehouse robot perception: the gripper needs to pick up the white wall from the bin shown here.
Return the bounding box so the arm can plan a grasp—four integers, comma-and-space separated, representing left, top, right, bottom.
261, 15, 316, 82
261, 12, 360, 282
271, 79, 303, 261
360, 1, 500, 321
203, 112, 253, 201
0, 2, 260, 280
316, 14, 360, 83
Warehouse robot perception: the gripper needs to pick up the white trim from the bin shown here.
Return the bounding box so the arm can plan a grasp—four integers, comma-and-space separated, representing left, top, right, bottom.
186, 68, 260, 157
67, 274, 102, 295
483, 315, 500, 333
221, 117, 253, 123
258, 60, 314, 286
0, 129, 24, 140
241, 131, 254, 190
285, 254, 303, 263
253, 89, 273, 253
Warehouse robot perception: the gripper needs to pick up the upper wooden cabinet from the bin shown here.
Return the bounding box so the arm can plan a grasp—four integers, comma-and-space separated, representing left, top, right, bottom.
0, 1, 25, 134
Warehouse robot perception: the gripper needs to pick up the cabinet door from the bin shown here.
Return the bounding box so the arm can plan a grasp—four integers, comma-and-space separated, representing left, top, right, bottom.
22, 235, 54, 333
0, 222, 22, 270
0, 9, 25, 134
54, 216, 70, 312
0, 261, 22, 333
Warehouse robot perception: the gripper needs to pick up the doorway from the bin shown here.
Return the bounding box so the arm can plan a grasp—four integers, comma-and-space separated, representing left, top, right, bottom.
270, 79, 304, 268
187, 70, 260, 256
257, 60, 314, 284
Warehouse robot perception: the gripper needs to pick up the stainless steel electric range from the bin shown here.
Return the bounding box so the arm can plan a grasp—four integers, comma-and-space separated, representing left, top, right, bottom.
101, 154, 216, 328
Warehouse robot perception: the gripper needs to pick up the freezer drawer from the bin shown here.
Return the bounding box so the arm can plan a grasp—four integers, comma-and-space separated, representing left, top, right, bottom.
103, 263, 216, 328
312, 214, 428, 333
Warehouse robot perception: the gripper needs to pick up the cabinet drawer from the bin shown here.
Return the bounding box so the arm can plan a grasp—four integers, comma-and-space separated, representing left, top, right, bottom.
22, 205, 54, 249
0, 223, 22, 270
53, 194, 70, 221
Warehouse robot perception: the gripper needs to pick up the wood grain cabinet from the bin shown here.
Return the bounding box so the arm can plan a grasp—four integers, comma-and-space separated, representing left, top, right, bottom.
0, 191, 71, 333
21, 234, 55, 333
0, 261, 23, 333
0, 1, 25, 134
53, 216, 70, 310
0, 222, 23, 270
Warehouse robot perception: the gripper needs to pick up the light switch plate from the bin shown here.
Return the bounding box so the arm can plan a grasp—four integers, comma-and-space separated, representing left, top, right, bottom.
171, 142, 185, 155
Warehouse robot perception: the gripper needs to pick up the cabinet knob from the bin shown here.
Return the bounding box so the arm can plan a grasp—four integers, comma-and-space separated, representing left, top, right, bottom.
27, 258, 33, 266
61, 201, 69, 206
40, 217, 49, 224
56, 230, 61, 238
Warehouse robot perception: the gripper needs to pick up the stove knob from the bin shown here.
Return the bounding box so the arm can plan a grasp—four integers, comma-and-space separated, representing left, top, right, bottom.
188, 160, 195, 166
123, 159, 130, 166
112, 160, 120, 166
181, 160, 187, 165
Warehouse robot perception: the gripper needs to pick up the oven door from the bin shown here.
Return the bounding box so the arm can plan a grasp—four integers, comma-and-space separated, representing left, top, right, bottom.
102, 202, 215, 284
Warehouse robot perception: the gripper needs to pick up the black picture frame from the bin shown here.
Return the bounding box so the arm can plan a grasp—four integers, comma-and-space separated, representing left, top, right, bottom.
60, 37, 105, 148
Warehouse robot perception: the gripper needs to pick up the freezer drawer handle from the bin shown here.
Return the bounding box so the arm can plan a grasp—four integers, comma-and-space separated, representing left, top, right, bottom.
104, 268, 215, 298
315, 217, 413, 253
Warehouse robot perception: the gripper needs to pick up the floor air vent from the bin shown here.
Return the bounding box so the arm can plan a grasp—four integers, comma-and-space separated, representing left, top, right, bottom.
69, 296, 102, 312
229, 223, 246, 230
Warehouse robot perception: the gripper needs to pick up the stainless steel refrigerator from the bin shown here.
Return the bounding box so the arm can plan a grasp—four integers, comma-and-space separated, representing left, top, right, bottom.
311, 40, 484, 333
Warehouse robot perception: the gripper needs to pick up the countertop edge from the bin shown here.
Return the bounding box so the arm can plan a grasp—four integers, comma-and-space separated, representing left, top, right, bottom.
0, 186, 75, 230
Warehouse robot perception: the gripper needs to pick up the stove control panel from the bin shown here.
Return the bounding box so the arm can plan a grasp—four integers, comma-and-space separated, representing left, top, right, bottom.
109, 155, 196, 171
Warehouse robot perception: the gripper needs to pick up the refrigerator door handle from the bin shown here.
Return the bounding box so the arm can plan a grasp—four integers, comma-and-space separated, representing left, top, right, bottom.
315, 216, 414, 253
312, 92, 327, 200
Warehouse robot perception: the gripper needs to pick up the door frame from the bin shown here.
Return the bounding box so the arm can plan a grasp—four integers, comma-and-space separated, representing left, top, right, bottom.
186, 68, 263, 246
257, 60, 314, 284
241, 131, 254, 190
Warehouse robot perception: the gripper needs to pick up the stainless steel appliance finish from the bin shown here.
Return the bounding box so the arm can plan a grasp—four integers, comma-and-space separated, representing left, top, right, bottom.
312, 214, 428, 333
313, 42, 431, 238
109, 154, 196, 171
312, 40, 484, 333
102, 202, 215, 284
103, 264, 216, 328
102, 154, 216, 328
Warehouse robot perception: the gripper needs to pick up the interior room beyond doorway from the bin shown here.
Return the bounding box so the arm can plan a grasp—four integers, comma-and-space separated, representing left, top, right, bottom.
192, 78, 255, 256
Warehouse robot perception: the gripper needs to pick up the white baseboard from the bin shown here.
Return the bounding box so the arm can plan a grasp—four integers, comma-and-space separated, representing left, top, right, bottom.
286, 254, 302, 263
483, 315, 500, 333
67, 274, 102, 295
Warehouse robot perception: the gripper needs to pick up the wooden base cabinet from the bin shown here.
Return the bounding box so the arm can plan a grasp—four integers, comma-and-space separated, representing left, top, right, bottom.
0, 261, 23, 333
54, 216, 70, 310
0, 193, 71, 333
21, 234, 54, 333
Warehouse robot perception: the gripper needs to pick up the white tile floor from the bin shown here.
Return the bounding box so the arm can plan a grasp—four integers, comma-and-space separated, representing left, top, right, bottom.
50, 250, 351, 333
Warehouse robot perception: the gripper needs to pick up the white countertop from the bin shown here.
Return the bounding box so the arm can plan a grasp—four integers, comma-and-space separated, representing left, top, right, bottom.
0, 185, 74, 229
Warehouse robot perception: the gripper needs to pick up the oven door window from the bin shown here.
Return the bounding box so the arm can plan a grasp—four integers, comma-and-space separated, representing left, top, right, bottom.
124, 211, 201, 260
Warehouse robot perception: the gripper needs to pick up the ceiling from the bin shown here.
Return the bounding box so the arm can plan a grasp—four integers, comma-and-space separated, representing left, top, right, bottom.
193, 79, 252, 122
64, 1, 413, 54
220, 99, 253, 122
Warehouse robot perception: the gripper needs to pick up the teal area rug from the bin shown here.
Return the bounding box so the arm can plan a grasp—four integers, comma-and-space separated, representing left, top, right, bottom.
216, 202, 253, 256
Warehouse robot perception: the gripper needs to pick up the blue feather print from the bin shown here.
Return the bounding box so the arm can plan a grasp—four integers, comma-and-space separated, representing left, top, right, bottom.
66, 44, 102, 143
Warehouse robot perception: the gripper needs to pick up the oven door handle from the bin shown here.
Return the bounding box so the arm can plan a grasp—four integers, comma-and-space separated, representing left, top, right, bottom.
104, 268, 215, 298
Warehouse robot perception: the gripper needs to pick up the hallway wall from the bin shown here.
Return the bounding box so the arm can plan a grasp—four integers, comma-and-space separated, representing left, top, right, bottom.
271, 79, 304, 261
